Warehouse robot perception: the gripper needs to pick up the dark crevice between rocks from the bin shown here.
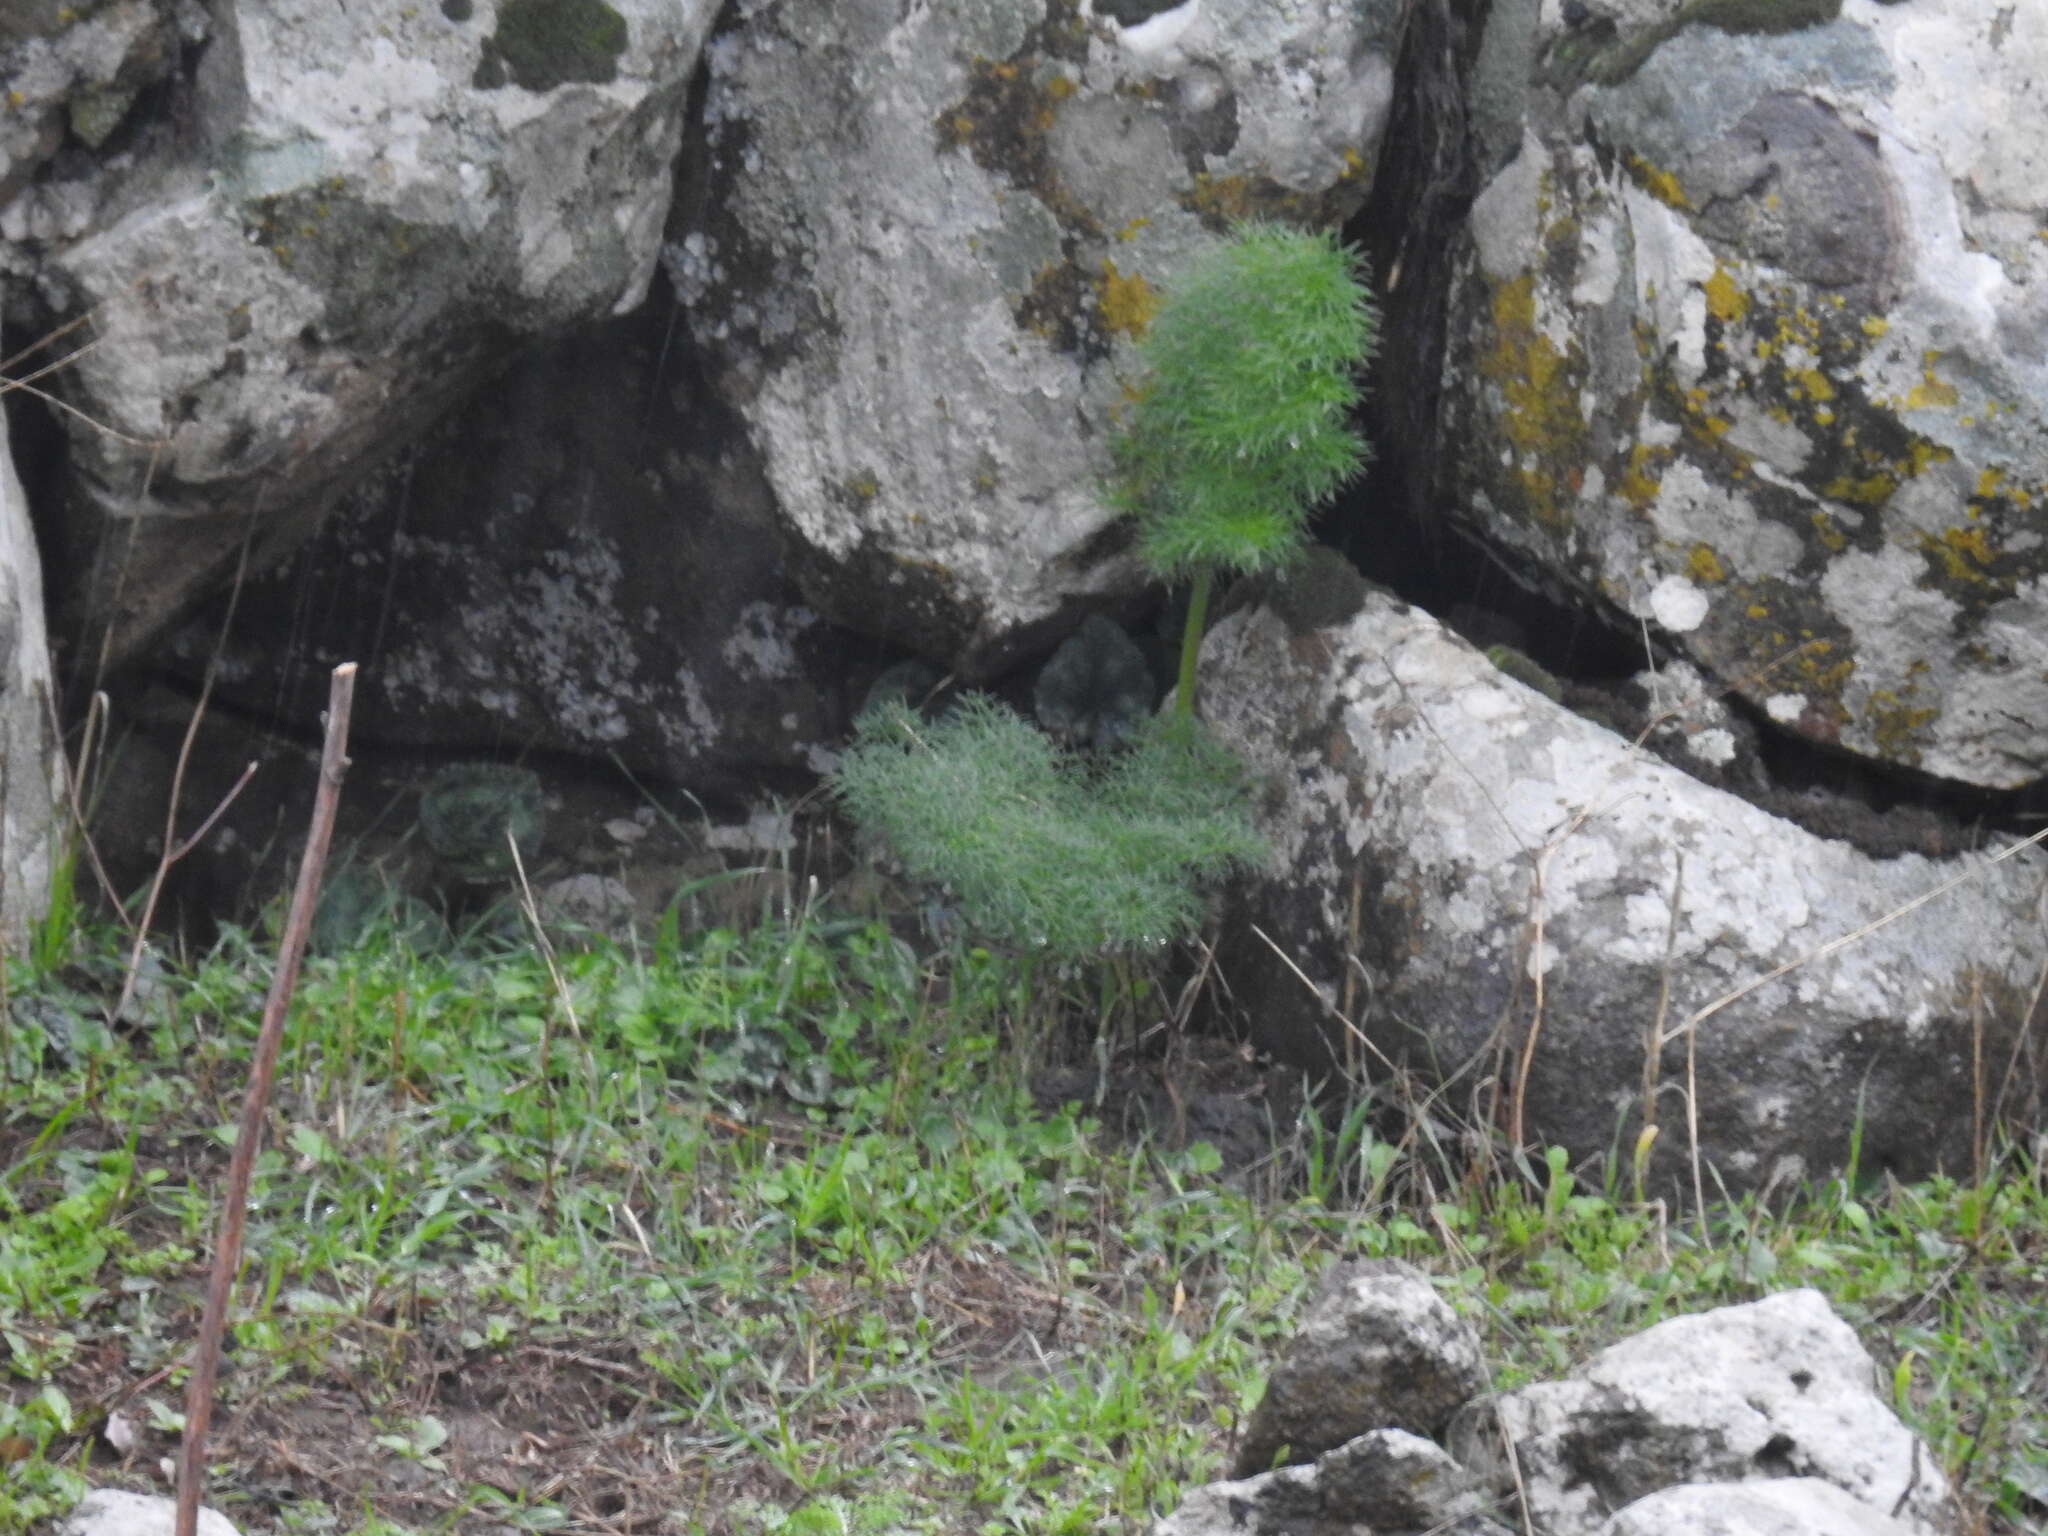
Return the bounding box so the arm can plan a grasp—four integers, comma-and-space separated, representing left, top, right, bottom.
1311, 0, 2046, 859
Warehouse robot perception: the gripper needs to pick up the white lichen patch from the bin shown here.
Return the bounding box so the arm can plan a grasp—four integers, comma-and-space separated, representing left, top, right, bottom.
1647, 460, 1802, 581
719, 601, 815, 680
1647, 575, 1710, 633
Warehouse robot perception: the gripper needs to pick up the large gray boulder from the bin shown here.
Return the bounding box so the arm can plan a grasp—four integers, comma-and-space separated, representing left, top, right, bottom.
15, 0, 718, 662
673, 0, 1405, 670
1449, 1289, 1959, 1536
156, 308, 858, 786
1201, 581, 2047, 1192
1, 355, 66, 958
1445, 0, 2048, 788
1599, 1478, 1926, 1536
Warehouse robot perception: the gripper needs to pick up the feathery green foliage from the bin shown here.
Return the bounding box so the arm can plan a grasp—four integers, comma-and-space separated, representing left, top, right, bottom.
833, 696, 1264, 957
1112, 221, 1378, 584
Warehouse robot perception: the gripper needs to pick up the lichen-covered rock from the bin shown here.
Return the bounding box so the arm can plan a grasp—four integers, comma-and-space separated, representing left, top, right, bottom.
154, 307, 853, 788
0, 0, 201, 211
537, 872, 637, 945
1234, 1258, 1486, 1477
17, 0, 718, 662
1448, 1290, 1960, 1536
673, 0, 1404, 670
1201, 587, 2047, 1193
0, 364, 65, 959
1599, 1477, 1928, 1536
1158, 1430, 1506, 1536
1448, 0, 2048, 788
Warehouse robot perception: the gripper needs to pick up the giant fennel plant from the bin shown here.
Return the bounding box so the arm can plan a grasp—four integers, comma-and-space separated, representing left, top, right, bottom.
835, 221, 1377, 958
1114, 220, 1379, 716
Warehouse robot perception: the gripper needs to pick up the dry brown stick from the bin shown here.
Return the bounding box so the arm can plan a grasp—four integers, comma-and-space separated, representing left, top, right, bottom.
114, 527, 258, 1021
175, 662, 357, 1536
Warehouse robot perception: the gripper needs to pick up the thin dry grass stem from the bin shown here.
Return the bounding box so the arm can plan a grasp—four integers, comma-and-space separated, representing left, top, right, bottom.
113, 755, 258, 1019
1640, 853, 1685, 1134
1339, 865, 1366, 1082
1249, 921, 1400, 1081
1508, 795, 1620, 1150
175, 662, 356, 1536
1968, 969, 1986, 1187
505, 826, 594, 1214
1685, 979, 1706, 1234
3, 342, 167, 450
1659, 822, 2048, 1051
42, 684, 134, 932
113, 524, 259, 1010
1494, 1402, 1536, 1536
1986, 878, 2048, 1144
0, 309, 96, 373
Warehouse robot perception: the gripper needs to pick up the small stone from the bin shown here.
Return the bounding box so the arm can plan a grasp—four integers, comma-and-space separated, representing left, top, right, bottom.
58, 1488, 240, 1536
1233, 1258, 1486, 1477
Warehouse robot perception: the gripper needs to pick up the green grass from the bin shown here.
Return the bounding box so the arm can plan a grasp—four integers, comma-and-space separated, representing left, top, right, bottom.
1, 914, 2042, 1535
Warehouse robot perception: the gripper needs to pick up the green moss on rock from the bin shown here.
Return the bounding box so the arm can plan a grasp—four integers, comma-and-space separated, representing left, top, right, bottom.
1264, 546, 1370, 636
1486, 644, 1565, 703
1691, 0, 1840, 35
479, 0, 628, 92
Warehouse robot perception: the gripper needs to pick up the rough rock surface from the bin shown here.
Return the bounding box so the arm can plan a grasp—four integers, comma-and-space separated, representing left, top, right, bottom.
1599, 1477, 1926, 1536
158, 306, 861, 788
0, 362, 65, 957
0, 0, 202, 210
15, 0, 718, 661
1159, 1430, 1508, 1536
1234, 1258, 1487, 1477
58, 1488, 239, 1536
673, 0, 1404, 670
1447, 0, 2048, 788
1449, 1290, 1958, 1536
1202, 584, 2047, 1192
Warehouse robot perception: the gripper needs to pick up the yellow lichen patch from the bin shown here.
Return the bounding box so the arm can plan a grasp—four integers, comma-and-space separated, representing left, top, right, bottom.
1861, 316, 1889, 338
1794, 645, 1854, 698
1186, 172, 1256, 221
1809, 510, 1847, 553
1618, 441, 1669, 509
1043, 73, 1077, 102
1113, 217, 1150, 243
1096, 260, 1157, 339
1923, 525, 1996, 584
1908, 439, 1952, 475
1747, 603, 1769, 618
1479, 274, 1588, 531
1703, 267, 1749, 323
1823, 472, 1897, 506
1905, 353, 1959, 409
1626, 154, 1691, 210
1790, 367, 1834, 402
1688, 544, 1727, 583
1867, 687, 1937, 762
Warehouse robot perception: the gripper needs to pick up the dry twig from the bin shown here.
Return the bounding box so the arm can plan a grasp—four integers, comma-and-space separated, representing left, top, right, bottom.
175, 662, 357, 1536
